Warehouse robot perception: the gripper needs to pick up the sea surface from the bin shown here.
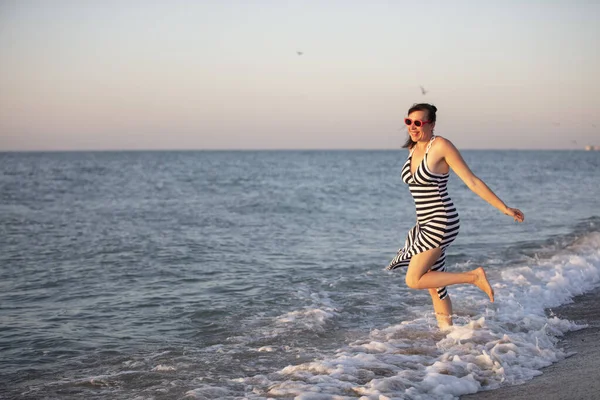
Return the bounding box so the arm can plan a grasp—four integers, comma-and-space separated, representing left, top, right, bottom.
1, 149, 599, 400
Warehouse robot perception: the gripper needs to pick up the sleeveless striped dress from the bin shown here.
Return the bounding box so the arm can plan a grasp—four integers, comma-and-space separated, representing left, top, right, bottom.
386, 136, 460, 300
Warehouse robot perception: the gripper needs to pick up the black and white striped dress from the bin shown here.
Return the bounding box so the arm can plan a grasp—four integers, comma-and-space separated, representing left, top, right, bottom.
387, 136, 460, 300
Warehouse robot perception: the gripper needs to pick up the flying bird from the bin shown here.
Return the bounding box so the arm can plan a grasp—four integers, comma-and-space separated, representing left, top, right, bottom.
420, 86, 428, 95
297, 51, 303, 55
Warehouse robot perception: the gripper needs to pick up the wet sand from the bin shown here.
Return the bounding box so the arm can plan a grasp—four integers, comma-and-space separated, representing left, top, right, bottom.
462, 290, 600, 400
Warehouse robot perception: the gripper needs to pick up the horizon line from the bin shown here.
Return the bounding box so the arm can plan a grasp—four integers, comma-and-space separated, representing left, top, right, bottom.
0, 148, 594, 153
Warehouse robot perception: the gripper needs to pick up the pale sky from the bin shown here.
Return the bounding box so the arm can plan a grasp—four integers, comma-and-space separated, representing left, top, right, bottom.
1, 0, 599, 151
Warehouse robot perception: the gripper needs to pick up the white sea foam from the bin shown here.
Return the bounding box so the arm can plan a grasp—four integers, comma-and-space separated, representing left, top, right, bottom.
184, 385, 231, 399
280, 285, 341, 331
223, 232, 600, 399
223, 286, 341, 353
151, 364, 176, 372
274, 307, 338, 332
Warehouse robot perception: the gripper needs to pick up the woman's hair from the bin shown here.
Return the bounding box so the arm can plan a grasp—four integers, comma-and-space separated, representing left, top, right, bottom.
402, 103, 438, 149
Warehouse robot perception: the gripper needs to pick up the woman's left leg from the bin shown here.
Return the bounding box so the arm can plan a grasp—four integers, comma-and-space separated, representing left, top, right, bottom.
429, 289, 453, 330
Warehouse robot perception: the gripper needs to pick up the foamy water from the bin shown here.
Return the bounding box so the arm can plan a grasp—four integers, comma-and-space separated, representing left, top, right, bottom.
185, 233, 600, 399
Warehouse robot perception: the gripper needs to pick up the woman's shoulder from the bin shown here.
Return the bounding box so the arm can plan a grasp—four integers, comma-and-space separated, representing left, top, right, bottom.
432, 135, 449, 143
431, 135, 460, 155
432, 135, 455, 149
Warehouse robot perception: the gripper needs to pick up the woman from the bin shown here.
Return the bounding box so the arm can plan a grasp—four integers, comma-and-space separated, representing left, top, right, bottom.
387, 103, 524, 329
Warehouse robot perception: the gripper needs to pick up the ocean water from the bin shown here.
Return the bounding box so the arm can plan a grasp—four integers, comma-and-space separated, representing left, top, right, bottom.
1, 149, 599, 400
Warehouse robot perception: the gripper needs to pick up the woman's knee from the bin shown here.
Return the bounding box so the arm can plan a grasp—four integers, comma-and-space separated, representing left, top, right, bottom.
405, 273, 422, 289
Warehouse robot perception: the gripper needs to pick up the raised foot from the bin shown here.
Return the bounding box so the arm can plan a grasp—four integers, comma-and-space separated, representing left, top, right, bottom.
473, 267, 494, 303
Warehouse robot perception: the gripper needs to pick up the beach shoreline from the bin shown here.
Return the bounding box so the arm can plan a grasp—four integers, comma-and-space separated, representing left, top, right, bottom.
462, 290, 600, 400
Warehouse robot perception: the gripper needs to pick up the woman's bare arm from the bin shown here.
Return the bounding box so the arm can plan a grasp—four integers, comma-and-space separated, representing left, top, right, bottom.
438, 137, 524, 222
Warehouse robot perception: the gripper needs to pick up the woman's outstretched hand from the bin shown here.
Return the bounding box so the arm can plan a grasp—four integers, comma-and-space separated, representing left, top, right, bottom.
505, 207, 525, 222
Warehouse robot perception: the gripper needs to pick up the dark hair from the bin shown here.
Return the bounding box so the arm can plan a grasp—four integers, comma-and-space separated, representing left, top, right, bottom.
402, 103, 438, 149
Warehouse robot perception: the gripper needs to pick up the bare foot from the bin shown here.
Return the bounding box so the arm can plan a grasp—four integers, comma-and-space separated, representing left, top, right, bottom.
472, 267, 494, 302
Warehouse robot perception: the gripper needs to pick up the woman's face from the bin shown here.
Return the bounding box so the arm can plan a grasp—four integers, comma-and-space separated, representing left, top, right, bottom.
406, 110, 435, 142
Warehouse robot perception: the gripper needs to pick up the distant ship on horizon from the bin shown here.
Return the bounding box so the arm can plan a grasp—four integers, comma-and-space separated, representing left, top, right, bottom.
584, 145, 600, 151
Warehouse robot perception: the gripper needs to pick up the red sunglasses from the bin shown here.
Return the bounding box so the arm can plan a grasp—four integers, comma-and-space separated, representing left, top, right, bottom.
404, 118, 431, 128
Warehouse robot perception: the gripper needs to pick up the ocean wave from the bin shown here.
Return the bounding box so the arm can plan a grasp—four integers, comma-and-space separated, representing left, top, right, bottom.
222, 230, 600, 399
